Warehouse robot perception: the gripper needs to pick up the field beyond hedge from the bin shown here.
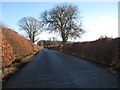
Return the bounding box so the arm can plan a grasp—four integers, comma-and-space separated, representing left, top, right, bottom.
46, 38, 120, 73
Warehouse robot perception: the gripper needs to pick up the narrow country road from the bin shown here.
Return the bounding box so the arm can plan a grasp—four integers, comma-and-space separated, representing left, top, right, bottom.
3, 49, 119, 88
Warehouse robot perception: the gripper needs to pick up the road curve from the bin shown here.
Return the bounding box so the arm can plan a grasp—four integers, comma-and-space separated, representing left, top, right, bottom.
3, 49, 119, 88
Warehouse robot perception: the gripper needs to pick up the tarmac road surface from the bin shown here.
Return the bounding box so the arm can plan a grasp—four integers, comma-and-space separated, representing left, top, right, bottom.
3, 49, 119, 88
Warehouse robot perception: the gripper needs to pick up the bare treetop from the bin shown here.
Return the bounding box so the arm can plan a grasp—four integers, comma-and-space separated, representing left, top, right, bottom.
18, 17, 43, 43
41, 4, 85, 43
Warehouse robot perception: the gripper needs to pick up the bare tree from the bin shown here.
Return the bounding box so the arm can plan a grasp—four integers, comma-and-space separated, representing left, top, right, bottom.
41, 4, 85, 44
18, 17, 43, 43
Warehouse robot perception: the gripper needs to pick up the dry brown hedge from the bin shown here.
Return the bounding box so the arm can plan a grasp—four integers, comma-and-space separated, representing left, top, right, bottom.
1, 27, 43, 68
47, 38, 120, 72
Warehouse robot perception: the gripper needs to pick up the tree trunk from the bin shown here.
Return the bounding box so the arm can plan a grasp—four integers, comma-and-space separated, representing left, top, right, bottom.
61, 33, 68, 44
62, 38, 67, 44
32, 36, 35, 43
31, 32, 35, 43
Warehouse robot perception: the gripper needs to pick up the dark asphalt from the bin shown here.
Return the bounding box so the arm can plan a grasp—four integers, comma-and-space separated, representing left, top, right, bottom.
3, 49, 119, 88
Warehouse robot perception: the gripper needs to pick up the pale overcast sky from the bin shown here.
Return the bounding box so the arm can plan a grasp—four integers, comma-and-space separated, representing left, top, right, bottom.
2, 1, 118, 42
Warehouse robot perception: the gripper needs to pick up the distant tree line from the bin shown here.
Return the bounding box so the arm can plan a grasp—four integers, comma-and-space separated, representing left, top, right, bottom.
37, 40, 73, 47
